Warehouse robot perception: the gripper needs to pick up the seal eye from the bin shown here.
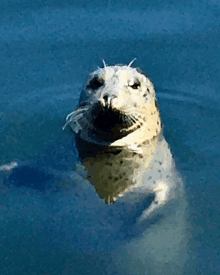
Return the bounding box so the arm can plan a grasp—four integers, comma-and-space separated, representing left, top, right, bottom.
129, 79, 141, 89
88, 76, 104, 90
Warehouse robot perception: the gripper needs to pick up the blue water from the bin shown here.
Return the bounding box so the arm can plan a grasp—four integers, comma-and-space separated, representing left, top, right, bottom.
0, 0, 220, 274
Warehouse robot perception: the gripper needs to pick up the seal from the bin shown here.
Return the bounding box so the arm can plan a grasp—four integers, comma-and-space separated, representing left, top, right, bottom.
63, 62, 185, 221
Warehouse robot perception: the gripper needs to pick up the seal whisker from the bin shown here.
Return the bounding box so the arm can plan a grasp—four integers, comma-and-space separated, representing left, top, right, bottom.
120, 113, 147, 133
127, 58, 137, 68
121, 110, 147, 125
129, 114, 138, 123
66, 107, 89, 120
62, 120, 71, 130
125, 115, 136, 125
102, 59, 107, 68
72, 113, 85, 121
63, 107, 89, 130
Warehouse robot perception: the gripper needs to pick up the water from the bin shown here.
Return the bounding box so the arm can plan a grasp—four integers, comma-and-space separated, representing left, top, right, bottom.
0, 0, 220, 274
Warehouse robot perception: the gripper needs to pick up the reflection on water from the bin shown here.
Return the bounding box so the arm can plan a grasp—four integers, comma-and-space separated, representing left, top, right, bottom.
75, 135, 159, 203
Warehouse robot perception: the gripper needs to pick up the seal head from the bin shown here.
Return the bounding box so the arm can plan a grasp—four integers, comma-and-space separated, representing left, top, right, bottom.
64, 65, 162, 147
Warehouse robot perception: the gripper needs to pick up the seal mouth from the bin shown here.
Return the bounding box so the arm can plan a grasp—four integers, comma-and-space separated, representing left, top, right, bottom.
63, 103, 144, 142
87, 103, 142, 141
91, 104, 127, 132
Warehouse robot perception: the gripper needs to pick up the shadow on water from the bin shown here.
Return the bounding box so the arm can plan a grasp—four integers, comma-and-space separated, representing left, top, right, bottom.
8, 166, 54, 191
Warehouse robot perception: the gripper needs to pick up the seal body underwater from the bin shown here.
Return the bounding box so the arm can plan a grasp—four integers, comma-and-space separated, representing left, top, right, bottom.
64, 63, 188, 274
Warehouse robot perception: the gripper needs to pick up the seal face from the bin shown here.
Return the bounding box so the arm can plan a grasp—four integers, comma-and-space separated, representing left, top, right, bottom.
64, 65, 162, 146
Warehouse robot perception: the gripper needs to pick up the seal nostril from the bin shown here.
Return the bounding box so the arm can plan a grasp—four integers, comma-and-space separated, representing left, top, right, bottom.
103, 94, 109, 102
102, 94, 117, 108
103, 94, 117, 101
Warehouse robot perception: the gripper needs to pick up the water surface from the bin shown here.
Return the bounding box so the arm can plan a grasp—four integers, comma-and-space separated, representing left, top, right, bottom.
0, 0, 220, 274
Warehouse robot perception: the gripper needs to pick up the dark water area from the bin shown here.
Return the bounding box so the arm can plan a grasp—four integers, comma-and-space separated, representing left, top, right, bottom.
0, 0, 220, 274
